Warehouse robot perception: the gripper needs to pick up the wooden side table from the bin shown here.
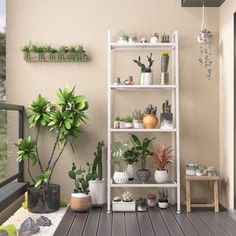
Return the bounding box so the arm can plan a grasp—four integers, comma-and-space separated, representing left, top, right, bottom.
185, 175, 221, 212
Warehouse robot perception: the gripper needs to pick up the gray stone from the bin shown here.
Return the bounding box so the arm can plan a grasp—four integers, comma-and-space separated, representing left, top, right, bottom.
36, 216, 52, 227
18, 217, 40, 236
0, 230, 8, 236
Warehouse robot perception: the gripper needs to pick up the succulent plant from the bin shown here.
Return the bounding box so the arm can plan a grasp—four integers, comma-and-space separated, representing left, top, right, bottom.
147, 193, 156, 200
124, 116, 133, 123
132, 109, 144, 121
161, 51, 169, 73
161, 33, 170, 43
122, 191, 133, 202
137, 197, 147, 207
133, 53, 154, 73
158, 189, 168, 201
162, 100, 171, 113
144, 104, 157, 115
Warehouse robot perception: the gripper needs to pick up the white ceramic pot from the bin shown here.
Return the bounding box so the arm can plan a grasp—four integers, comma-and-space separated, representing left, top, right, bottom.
126, 164, 135, 180
125, 122, 132, 129
150, 36, 158, 43
113, 171, 128, 184
158, 201, 168, 209
147, 199, 157, 207
89, 180, 106, 206
133, 120, 144, 129
119, 121, 126, 129
140, 73, 153, 85
154, 170, 168, 183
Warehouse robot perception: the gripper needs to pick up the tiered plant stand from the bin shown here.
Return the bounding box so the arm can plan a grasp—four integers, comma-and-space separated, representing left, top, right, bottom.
107, 31, 180, 213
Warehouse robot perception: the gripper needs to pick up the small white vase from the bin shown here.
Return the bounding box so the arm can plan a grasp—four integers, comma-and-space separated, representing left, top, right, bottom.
133, 120, 144, 129
113, 171, 128, 184
119, 121, 126, 129
126, 164, 135, 180
158, 201, 168, 209
89, 179, 106, 206
150, 36, 158, 43
154, 170, 168, 183
125, 122, 132, 129
140, 73, 153, 85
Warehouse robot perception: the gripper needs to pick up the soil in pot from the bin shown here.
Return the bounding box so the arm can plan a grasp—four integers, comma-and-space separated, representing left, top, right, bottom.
28, 184, 60, 213
136, 169, 151, 182
70, 193, 92, 212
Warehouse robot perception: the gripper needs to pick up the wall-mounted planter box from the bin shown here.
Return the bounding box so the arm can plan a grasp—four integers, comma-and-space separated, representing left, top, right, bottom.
23, 52, 87, 63
112, 201, 136, 212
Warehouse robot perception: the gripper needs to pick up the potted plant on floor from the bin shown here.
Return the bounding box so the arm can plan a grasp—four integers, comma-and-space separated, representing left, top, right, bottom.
160, 100, 173, 129
111, 142, 129, 184
133, 53, 154, 85
153, 144, 174, 183
68, 163, 93, 212
147, 193, 157, 207
124, 147, 138, 181
16, 86, 88, 213
158, 189, 169, 209
143, 104, 158, 129
137, 197, 147, 212
132, 110, 144, 129
89, 141, 106, 206
129, 134, 155, 182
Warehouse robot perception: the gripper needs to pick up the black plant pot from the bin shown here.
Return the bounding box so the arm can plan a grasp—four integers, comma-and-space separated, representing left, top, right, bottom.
28, 184, 60, 213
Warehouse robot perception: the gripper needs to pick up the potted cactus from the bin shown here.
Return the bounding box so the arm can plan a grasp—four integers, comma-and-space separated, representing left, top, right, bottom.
68, 163, 93, 212
160, 51, 169, 85
158, 189, 169, 209
89, 141, 106, 206
137, 197, 147, 212
133, 53, 154, 85
132, 110, 144, 129
160, 100, 173, 129
153, 144, 174, 183
143, 104, 158, 129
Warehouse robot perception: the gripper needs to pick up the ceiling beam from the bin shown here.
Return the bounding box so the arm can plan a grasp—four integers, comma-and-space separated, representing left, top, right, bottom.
181, 0, 225, 7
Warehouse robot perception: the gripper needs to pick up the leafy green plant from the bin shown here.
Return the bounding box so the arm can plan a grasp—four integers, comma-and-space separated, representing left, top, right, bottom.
68, 162, 96, 194
133, 53, 154, 73
129, 134, 155, 170
123, 147, 138, 165
124, 116, 133, 123
16, 86, 89, 188
111, 141, 128, 171
137, 197, 147, 207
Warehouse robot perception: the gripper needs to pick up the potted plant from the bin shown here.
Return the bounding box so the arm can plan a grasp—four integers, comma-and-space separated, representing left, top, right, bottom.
160, 51, 169, 85
124, 147, 138, 181
132, 110, 144, 129
114, 116, 121, 129
113, 191, 135, 211
16, 86, 88, 213
143, 104, 158, 129
147, 193, 157, 207
111, 142, 129, 184
117, 31, 129, 43
158, 189, 169, 209
129, 134, 155, 182
119, 117, 126, 129
124, 116, 133, 129
160, 100, 173, 129
153, 144, 174, 183
150, 32, 159, 43
136, 197, 147, 212
68, 163, 92, 212
133, 53, 154, 85
89, 141, 106, 206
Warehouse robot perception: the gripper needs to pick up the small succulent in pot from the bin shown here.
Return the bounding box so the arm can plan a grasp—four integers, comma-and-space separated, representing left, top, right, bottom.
124, 116, 133, 129
137, 197, 147, 211
132, 110, 144, 129
153, 144, 174, 183
114, 116, 121, 129
158, 189, 169, 209
147, 193, 157, 207
161, 33, 170, 43
160, 100, 173, 129
122, 191, 133, 202
143, 104, 158, 129
133, 53, 154, 85
150, 32, 159, 43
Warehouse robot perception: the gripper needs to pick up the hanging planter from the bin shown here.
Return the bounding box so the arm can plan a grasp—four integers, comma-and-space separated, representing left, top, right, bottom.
198, 5, 213, 80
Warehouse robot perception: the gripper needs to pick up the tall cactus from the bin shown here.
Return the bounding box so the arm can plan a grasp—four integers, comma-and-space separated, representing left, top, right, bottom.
92, 141, 104, 180
161, 52, 169, 73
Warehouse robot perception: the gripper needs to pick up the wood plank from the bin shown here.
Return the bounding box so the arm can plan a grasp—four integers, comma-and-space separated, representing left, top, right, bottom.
214, 180, 219, 212
112, 212, 126, 236
67, 211, 88, 236
137, 211, 155, 236
191, 203, 215, 207
159, 207, 184, 236
148, 207, 170, 236
206, 211, 236, 236
82, 208, 101, 236
53, 207, 77, 236
194, 210, 229, 236
185, 175, 221, 181
97, 208, 112, 236
169, 205, 199, 236
186, 179, 191, 212
125, 212, 140, 236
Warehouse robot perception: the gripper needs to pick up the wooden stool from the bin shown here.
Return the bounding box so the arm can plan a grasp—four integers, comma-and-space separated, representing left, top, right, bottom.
185, 175, 220, 212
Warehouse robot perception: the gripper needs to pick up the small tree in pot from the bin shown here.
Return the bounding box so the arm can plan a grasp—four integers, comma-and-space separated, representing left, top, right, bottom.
129, 134, 155, 183
16, 86, 88, 213
133, 53, 154, 85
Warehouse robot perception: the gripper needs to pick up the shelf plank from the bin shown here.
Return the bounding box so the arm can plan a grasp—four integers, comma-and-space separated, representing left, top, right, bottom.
110, 85, 176, 90
110, 128, 176, 133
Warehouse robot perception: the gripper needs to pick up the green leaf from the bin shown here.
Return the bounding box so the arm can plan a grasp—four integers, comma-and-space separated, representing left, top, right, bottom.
69, 170, 76, 180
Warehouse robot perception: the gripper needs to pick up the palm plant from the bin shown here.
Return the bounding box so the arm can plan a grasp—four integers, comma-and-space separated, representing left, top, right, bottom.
153, 144, 174, 170
16, 86, 89, 188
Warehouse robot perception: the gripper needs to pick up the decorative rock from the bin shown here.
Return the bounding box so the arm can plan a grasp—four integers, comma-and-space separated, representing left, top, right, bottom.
0, 230, 8, 236
36, 216, 52, 227
18, 217, 40, 236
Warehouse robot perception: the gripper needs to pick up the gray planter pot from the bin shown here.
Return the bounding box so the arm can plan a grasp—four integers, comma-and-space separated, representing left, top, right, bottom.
160, 113, 173, 129
136, 169, 151, 182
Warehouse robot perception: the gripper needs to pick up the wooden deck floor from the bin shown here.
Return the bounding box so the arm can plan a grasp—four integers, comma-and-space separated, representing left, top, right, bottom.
54, 205, 236, 236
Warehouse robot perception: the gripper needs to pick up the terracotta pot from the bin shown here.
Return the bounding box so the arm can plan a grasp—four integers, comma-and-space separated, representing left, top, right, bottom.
70, 193, 92, 212
143, 115, 158, 129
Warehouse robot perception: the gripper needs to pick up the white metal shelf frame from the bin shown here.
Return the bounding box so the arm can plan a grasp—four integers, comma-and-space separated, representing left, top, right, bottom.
107, 31, 180, 213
